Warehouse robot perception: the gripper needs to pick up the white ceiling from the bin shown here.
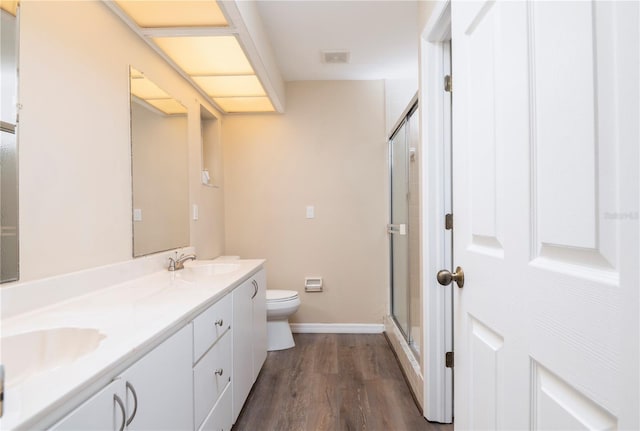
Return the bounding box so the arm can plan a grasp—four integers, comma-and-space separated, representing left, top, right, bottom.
254, 0, 419, 81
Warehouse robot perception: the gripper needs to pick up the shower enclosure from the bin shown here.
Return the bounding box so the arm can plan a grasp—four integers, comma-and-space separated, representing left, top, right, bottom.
389, 103, 420, 358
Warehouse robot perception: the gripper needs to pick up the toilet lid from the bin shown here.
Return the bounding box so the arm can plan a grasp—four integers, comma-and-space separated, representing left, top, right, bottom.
266, 290, 299, 302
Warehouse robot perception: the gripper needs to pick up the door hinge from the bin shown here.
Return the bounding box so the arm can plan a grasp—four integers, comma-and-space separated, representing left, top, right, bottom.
445, 213, 453, 230
445, 351, 454, 368
444, 75, 452, 92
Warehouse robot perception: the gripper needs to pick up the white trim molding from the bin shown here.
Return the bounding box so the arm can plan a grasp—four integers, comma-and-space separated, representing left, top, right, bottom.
419, 0, 453, 423
290, 323, 384, 334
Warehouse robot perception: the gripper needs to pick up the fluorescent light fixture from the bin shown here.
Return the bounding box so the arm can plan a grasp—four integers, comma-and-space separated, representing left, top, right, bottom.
114, 0, 228, 28
213, 97, 274, 113
146, 98, 188, 115
192, 75, 266, 98
153, 36, 254, 75
117, 7, 277, 113
0, 0, 17, 16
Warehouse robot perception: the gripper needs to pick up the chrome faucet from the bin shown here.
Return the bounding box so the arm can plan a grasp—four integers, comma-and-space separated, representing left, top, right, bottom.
168, 253, 197, 271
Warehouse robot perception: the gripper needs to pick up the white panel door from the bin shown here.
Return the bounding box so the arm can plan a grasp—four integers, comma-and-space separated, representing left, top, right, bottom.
451, 1, 638, 429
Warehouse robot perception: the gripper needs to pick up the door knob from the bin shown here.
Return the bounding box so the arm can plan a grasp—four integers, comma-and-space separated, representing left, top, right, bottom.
437, 266, 464, 288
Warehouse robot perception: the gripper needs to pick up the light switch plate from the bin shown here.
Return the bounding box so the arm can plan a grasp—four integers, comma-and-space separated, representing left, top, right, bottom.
192, 204, 199, 221
133, 209, 142, 221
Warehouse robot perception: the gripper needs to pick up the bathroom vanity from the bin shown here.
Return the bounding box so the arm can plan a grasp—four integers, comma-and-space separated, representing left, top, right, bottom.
0, 255, 266, 431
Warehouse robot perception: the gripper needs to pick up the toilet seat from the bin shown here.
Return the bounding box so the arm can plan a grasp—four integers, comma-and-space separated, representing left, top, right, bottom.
266, 290, 299, 302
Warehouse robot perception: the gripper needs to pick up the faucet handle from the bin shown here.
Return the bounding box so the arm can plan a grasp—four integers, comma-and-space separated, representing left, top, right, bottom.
168, 256, 177, 271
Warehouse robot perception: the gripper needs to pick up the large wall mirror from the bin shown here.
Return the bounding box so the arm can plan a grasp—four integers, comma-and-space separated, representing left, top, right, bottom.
1, 2, 19, 283
130, 66, 189, 257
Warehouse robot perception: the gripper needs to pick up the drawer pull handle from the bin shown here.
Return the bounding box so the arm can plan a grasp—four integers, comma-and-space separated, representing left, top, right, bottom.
215, 319, 224, 327
214, 368, 224, 376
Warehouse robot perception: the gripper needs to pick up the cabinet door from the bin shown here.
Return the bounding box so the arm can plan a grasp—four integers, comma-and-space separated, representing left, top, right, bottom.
120, 325, 193, 431
50, 379, 126, 431
251, 269, 267, 378
232, 279, 253, 423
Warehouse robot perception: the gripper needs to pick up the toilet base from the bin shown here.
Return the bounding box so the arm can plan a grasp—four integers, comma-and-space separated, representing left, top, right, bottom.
267, 319, 295, 351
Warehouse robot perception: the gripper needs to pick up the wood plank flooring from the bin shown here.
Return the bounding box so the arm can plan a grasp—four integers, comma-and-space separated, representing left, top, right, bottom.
233, 333, 454, 431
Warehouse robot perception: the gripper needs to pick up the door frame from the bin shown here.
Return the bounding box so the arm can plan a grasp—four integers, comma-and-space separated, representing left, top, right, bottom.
419, 0, 453, 423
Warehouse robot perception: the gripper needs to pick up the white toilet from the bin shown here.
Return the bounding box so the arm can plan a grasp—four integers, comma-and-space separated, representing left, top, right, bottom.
266, 290, 300, 351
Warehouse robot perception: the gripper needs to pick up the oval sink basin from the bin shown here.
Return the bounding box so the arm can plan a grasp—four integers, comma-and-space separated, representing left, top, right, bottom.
1, 327, 106, 387
183, 261, 241, 277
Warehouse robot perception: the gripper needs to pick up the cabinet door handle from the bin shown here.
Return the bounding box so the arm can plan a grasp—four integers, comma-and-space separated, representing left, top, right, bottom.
215, 368, 224, 376
114, 394, 126, 431
215, 318, 224, 327
251, 280, 258, 299
125, 382, 138, 426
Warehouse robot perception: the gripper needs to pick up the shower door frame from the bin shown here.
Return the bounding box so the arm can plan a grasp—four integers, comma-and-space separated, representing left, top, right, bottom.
388, 102, 418, 348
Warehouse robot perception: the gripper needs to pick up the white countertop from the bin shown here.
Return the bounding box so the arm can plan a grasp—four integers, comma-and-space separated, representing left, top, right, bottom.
0, 259, 264, 430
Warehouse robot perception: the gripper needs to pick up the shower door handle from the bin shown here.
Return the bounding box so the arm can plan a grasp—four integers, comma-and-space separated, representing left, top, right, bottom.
387, 224, 406, 235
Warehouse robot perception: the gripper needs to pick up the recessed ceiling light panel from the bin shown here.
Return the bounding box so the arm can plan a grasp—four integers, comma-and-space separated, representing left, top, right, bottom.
153, 35, 255, 76
114, 0, 228, 28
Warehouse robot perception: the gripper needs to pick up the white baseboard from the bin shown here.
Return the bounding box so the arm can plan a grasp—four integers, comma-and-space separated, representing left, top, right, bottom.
290, 323, 384, 334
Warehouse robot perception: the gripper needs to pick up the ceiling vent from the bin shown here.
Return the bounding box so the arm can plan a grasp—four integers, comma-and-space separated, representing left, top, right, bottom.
321, 50, 350, 64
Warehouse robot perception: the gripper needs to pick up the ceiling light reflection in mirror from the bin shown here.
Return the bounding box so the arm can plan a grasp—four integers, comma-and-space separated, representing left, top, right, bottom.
0, 0, 17, 16
130, 67, 187, 115
113, 0, 228, 28
213, 97, 274, 113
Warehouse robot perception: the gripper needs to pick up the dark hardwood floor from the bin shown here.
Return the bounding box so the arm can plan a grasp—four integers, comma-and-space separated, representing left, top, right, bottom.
233, 333, 454, 431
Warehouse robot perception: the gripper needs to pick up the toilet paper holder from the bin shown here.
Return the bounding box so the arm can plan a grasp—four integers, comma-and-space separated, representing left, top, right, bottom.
305, 277, 323, 292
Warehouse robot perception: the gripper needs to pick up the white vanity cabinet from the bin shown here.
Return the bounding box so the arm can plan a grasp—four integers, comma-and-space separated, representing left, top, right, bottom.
44, 265, 266, 431
50, 325, 192, 431
232, 268, 267, 422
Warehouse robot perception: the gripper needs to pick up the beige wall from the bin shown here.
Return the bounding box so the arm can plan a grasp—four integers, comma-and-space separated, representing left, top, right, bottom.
222, 81, 388, 324
17, 1, 223, 281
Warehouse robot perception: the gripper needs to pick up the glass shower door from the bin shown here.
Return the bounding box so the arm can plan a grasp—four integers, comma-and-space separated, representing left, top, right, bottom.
390, 121, 410, 339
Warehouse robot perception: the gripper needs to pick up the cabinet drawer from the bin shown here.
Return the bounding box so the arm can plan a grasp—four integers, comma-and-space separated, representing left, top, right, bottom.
197, 381, 232, 431
193, 294, 232, 363
194, 331, 231, 429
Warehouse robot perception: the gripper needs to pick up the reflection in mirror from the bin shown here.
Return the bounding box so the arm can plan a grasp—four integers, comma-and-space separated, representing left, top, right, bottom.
1, 2, 19, 283
199, 105, 219, 187
130, 66, 189, 257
